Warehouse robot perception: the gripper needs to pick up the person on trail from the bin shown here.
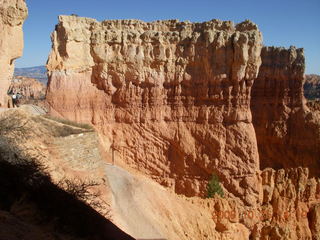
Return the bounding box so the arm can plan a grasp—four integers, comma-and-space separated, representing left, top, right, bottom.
12, 93, 17, 108
15, 92, 23, 107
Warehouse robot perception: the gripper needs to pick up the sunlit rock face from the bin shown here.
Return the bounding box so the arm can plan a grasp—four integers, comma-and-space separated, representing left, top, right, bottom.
252, 46, 320, 176
47, 16, 263, 206
0, 0, 28, 107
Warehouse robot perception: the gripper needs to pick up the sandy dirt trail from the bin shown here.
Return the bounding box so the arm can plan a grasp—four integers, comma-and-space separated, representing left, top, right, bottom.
105, 164, 167, 240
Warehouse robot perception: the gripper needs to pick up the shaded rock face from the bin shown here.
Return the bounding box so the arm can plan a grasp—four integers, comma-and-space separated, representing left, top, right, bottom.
304, 74, 320, 100
47, 16, 263, 206
9, 76, 46, 100
251, 46, 320, 176
0, 0, 28, 107
309, 204, 320, 240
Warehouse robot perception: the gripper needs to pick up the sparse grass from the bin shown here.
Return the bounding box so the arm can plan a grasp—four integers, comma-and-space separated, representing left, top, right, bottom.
33, 116, 86, 137
43, 115, 94, 130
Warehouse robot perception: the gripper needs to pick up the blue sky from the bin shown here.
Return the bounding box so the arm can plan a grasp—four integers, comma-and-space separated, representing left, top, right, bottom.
16, 0, 320, 74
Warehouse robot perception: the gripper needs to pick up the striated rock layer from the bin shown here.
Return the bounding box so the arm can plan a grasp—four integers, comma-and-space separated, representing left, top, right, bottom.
0, 0, 28, 107
251, 46, 320, 176
47, 16, 263, 206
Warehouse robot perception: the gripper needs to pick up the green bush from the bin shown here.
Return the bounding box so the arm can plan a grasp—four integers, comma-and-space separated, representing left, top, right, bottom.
207, 173, 224, 198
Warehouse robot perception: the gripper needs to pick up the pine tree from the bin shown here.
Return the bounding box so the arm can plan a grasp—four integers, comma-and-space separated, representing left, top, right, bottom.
207, 173, 224, 198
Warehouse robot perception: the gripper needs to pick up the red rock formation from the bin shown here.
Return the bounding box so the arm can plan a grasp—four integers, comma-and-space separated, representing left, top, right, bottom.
47, 16, 263, 206
9, 76, 46, 100
250, 167, 320, 240
0, 0, 28, 107
251, 46, 320, 176
305, 74, 320, 100
309, 204, 320, 240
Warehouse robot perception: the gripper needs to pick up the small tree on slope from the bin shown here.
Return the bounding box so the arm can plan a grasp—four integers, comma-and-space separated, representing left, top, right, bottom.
207, 173, 224, 198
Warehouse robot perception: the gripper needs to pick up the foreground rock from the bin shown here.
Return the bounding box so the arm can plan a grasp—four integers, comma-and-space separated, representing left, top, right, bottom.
47, 16, 263, 206
0, 0, 28, 107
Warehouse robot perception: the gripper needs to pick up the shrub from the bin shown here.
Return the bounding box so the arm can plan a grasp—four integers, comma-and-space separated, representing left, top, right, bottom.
0, 156, 112, 237
0, 111, 30, 136
207, 173, 224, 198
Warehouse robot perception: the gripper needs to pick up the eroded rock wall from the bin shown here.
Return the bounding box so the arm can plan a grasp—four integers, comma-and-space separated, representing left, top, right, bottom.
0, 0, 28, 107
47, 16, 263, 205
251, 46, 320, 175
210, 167, 320, 240
253, 167, 320, 239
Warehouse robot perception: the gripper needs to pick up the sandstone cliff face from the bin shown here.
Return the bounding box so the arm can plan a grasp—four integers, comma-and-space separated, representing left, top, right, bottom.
251, 46, 320, 176
47, 16, 263, 206
211, 167, 320, 240
252, 167, 320, 240
0, 0, 28, 107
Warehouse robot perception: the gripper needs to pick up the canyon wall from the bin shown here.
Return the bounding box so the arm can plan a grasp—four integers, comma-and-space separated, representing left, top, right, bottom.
47, 16, 263, 206
0, 0, 28, 107
251, 46, 320, 175
251, 167, 320, 239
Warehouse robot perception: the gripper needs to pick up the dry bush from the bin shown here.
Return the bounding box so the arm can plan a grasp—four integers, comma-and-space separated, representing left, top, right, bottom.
0, 111, 31, 136
0, 155, 112, 238
58, 178, 111, 217
0, 111, 34, 162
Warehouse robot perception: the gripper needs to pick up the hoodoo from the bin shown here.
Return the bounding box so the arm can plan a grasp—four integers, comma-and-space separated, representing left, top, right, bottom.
47, 16, 263, 206
0, 0, 28, 107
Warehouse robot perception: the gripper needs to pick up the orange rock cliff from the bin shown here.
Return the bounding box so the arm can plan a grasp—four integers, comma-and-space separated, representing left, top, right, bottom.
46, 16, 320, 207
252, 46, 320, 175
46, 16, 264, 206
0, 6, 319, 239
0, 0, 28, 107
